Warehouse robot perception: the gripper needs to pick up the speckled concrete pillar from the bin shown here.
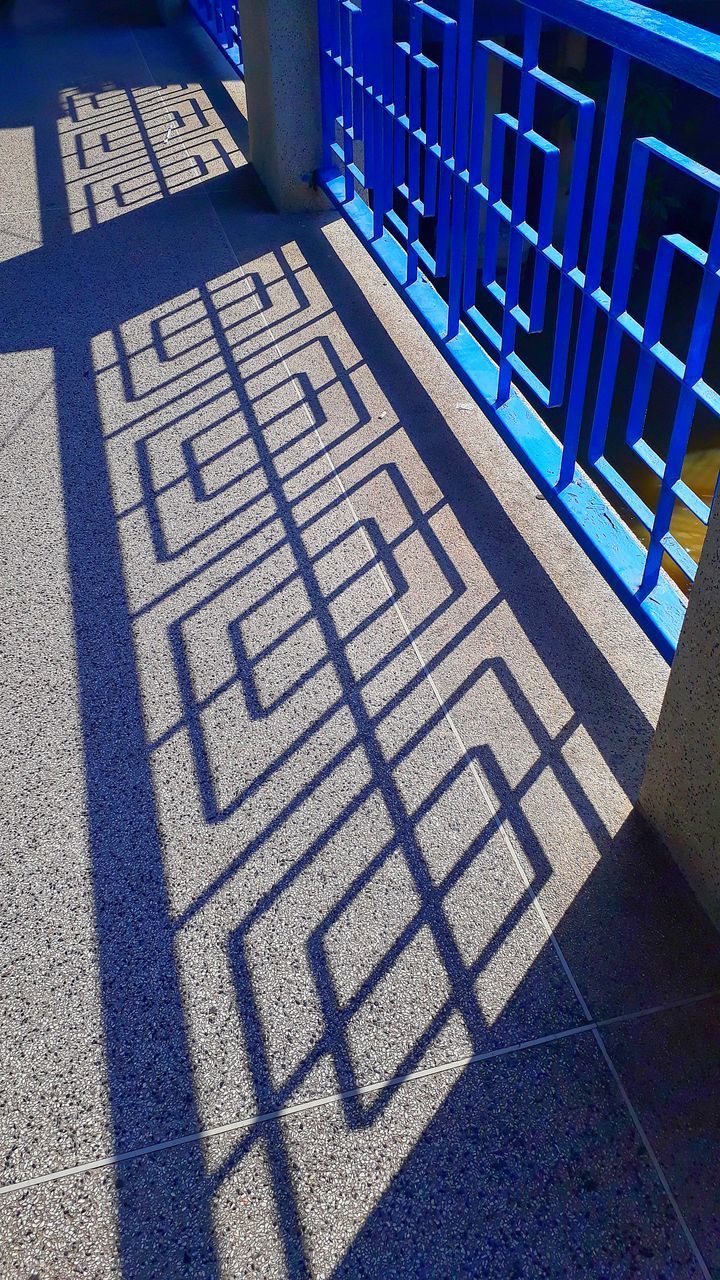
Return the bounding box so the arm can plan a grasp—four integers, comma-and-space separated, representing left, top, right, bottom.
236, 0, 326, 210
640, 492, 720, 927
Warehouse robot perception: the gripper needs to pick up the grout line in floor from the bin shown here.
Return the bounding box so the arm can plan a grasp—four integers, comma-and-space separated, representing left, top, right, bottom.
0, 1023, 593, 1198
2, 984, 719, 1202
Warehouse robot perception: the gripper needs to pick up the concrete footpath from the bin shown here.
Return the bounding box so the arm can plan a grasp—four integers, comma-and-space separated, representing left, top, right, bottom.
1, 4, 720, 1276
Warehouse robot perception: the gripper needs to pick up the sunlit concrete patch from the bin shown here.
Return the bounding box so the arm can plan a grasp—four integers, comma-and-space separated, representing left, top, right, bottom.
321, 849, 421, 1010
0, 127, 39, 211
57, 82, 244, 231
0, 127, 43, 261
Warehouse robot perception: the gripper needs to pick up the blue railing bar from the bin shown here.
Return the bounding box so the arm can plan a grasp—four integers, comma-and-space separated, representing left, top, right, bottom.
317, 0, 338, 171
361, 0, 377, 225
350, 0, 364, 178
547, 88, 594, 406
339, 1, 355, 201
452, 34, 490, 321
461, 44, 493, 317
482, 39, 522, 70
673, 475, 712, 527
522, 0, 720, 97
446, 0, 474, 338
406, 1, 423, 286
497, 10, 542, 404
528, 147, 558, 329
423, 58, 440, 222
632, 436, 665, 485
587, 137, 650, 471
641, 136, 720, 195
660, 533, 698, 584
379, 0, 396, 241
392, 45, 404, 193
641, 389, 697, 594
415, 0, 456, 29
190, 0, 243, 74
625, 235, 676, 459
321, 171, 686, 659
317, 0, 720, 652
641, 202, 720, 592
590, 456, 698, 583
434, 19, 457, 278
593, 454, 656, 531
480, 112, 507, 295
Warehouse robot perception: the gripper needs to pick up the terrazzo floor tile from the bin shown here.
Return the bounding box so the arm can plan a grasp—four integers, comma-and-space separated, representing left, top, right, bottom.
0, 1035, 704, 1279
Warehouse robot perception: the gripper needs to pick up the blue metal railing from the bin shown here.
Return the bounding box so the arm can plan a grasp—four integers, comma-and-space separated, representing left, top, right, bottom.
190, 0, 243, 73
316, 0, 720, 658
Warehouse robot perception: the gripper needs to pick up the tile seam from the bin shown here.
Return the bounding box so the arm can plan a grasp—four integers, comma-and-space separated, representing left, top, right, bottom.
0, 1023, 593, 1198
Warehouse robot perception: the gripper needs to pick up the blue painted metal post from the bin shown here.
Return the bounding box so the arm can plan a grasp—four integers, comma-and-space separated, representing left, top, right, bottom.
446, 0, 475, 339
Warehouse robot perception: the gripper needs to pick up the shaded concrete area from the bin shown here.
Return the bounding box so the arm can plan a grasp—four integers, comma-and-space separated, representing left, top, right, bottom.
1, 3, 719, 1276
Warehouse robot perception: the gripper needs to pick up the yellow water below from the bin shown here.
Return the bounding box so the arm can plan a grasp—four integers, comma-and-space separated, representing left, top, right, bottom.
631, 446, 720, 594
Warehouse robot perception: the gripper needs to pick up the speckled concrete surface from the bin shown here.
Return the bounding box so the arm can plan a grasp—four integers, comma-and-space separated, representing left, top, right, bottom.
1, 4, 719, 1277
0, 1036, 704, 1279
604, 997, 720, 1279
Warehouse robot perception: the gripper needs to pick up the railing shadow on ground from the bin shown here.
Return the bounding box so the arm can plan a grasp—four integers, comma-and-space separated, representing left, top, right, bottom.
2, 17, 720, 1277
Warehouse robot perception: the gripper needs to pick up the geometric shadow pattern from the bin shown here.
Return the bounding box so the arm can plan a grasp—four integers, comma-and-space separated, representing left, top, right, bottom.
94, 241, 636, 1273
59, 80, 243, 230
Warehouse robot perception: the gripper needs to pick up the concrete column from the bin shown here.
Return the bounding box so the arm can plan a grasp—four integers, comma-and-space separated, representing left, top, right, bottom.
236, 0, 326, 211
640, 491, 720, 927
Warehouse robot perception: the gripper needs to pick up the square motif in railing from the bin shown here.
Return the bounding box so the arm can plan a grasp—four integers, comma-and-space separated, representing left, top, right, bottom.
588, 135, 720, 587
464, 39, 595, 412
318, 0, 720, 648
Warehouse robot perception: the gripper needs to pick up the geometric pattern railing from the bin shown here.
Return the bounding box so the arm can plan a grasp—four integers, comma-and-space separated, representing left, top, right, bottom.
190, 0, 243, 74
316, 0, 720, 658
